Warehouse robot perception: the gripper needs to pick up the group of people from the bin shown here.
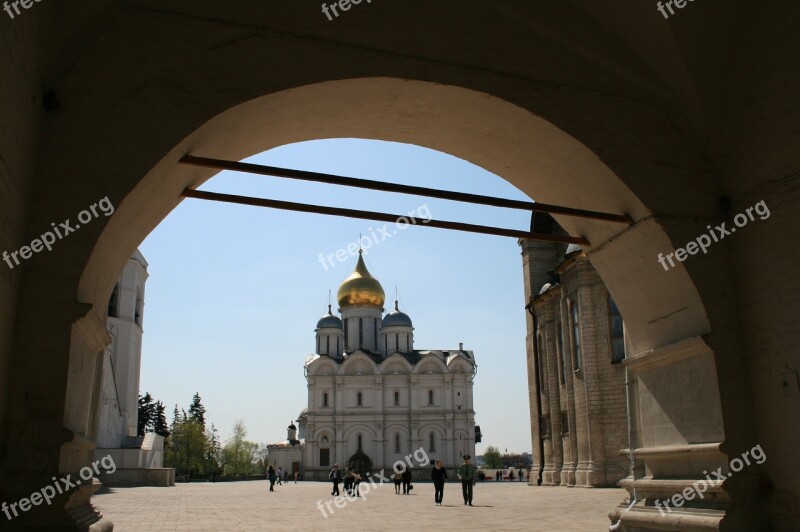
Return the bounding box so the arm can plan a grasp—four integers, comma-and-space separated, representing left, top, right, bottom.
327, 454, 479, 506
392, 467, 413, 494
266, 466, 298, 491
494, 469, 526, 481
327, 463, 364, 497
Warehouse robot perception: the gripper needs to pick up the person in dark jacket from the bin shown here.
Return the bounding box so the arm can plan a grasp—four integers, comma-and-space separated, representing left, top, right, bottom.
267, 466, 277, 492
401, 468, 412, 494
457, 455, 477, 506
329, 463, 342, 495
431, 460, 448, 505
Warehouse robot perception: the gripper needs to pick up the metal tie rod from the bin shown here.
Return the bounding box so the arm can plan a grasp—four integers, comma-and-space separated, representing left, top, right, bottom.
179, 155, 632, 225
181, 188, 591, 246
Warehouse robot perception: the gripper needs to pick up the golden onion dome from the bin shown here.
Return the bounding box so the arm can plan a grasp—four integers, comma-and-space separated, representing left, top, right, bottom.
337, 251, 385, 308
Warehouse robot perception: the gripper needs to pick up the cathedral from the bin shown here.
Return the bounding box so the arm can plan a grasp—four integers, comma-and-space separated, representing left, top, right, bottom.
268, 251, 478, 480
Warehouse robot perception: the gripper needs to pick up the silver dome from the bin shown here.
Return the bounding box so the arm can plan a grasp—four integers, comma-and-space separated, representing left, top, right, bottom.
316, 305, 343, 329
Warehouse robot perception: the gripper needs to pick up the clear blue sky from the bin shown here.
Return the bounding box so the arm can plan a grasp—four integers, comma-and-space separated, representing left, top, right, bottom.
139, 138, 533, 454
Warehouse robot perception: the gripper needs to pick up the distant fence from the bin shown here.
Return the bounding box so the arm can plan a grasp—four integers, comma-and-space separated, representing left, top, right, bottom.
175, 474, 268, 483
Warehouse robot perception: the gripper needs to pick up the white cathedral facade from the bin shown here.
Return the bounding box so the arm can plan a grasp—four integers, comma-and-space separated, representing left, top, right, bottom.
268, 251, 478, 480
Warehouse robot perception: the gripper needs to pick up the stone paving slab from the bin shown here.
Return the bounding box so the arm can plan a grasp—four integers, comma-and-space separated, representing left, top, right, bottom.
93, 480, 627, 531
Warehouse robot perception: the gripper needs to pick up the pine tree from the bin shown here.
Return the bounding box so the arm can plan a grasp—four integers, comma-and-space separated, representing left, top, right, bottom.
137, 393, 156, 436
153, 401, 170, 437
188, 393, 207, 429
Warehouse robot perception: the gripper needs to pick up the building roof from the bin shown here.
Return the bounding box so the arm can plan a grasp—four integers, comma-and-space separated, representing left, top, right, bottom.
305, 348, 475, 369
382, 300, 413, 327
316, 305, 343, 329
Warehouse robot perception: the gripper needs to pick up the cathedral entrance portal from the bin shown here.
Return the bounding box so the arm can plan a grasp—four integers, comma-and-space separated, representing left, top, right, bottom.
348, 449, 373, 477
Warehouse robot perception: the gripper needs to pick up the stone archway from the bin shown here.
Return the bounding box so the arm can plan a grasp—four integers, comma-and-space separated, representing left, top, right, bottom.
7, 76, 724, 530
62, 78, 720, 529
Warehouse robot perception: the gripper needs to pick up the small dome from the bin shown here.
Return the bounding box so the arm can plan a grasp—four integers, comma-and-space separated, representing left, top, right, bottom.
317, 305, 343, 329
383, 300, 412, 327
337, 251, 385, 308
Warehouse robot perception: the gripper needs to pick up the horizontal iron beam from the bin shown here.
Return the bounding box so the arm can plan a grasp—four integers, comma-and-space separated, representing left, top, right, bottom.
179, 155, 632, 225
181, 188, 591, 246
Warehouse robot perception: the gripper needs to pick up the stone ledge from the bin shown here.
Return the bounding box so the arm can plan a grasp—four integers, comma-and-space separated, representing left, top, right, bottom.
619, 506, 724, 531
620, 442, 723, 459
623, 335, 712, 372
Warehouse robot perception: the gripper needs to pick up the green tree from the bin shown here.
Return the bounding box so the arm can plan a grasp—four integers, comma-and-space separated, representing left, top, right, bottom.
220, 421, 261, 475
153, 401, 170, 437
188, 392, 206, 429
483, 445, 503, 468
137, 393, 156, 436
165, 418, 208, 478
206, 424, 222, 480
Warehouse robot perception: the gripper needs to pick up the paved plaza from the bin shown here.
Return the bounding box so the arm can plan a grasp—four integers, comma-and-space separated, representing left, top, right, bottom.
93, 479, 628, 531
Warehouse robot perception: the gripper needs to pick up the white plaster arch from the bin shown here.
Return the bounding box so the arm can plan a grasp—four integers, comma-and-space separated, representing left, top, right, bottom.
77, 78, 710, 356
379, 355, 413, 374
413, 355, 449, 374
339, 352, 379, 376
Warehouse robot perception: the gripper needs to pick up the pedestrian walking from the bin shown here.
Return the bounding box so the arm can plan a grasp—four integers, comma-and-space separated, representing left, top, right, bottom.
329, 463, 342, 495
351, 468, 363, 498
393, 471, 402, 494
276, 467, 283, 485
294, 471, 299, 483
267, 465, 277, 492
457, 455, 477, 506
402, 468, 412, 494
431, 460, 448, 506
284, 470, 289, 483
344, 464, 355, 495
509, 469, 515, 481
496, 470, 501, 482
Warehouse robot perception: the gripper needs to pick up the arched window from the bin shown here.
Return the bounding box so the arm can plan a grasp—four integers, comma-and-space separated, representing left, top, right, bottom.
134, 288, 143, 326
107, 284, 119, 318
374, 318, 378, 348
384, 335, 388, 354
357, 434, 363, 450
395, 433, 400, 453
428, 390, 434, 405
608, 295, 625, 363
323, 392, 328, 407
357, 391, 363, 406
359, 318, 363, 349
344, 319, 349, 350
335, 336, 339, 354
557, 322, 566, 385
407, 334, 411, 350
429, 433, 436, 452
571, 301, 582, 371
394, 391, 399, 406
326, 335, 330, 354
395, 333, 399, 351
317, 336, 320, 353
